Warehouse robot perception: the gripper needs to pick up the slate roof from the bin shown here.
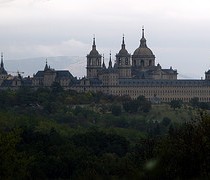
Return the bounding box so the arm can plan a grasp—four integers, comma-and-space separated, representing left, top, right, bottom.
118, 79, 210, 87
34, 70, 74, 79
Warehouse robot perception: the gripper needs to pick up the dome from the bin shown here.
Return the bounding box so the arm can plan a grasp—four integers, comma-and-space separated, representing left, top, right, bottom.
133, 27, 155, 57
133, 47, 154, 57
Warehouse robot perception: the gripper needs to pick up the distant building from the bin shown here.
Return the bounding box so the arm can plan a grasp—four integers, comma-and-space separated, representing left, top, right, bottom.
32, 60, 76, 88
0, 53, 31, 90
1, 28, 210, 102
71, 28, 210, 102
0, 53, 8, 85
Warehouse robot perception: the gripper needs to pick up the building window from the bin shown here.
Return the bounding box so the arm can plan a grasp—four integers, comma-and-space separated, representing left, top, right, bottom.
149, 60, 152, 66
125, 58, 128, 65
141, 60, 144, 67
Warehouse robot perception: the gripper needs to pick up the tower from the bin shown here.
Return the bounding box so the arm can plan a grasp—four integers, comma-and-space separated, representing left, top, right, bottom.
108, 51, 112, 69
86, 37, 102, 78
116, 35, 131, 78
102, 54, 106, 69
1, 52, 3, 68
0, 52, 7, 75
132, 27, 155, 68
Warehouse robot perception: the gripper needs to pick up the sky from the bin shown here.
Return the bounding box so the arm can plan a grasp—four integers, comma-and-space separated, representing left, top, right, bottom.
0, 0, 210, 78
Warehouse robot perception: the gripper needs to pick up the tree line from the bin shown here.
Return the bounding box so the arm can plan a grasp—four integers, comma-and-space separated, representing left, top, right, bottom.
0, 86, 210, 179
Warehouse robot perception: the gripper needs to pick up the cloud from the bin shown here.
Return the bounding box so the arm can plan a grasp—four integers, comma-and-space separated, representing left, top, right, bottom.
0, 0, 15, 5
0, 0, 14, 3
4, 39, 90, 59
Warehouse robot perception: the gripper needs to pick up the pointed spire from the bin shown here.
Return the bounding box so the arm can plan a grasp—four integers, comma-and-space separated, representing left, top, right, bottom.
44, 59, 48, 71
92, 34, 96, 50
122, 34, 125, 49
102, 54, 106, 68
109, 51, 112, 68
142, 26, 145, 38
140, 26, 147, 48
1, 52, 4, 68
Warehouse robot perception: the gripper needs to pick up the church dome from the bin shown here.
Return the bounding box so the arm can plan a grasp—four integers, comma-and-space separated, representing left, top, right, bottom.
133, 47, 154, 56
133, 28, 155, 57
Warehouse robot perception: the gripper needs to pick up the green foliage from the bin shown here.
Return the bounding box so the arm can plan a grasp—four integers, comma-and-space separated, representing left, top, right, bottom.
190, 97, 200, 108
111, 104, 122, 116
123, 95, 151, 113
189, 97, 210, 110
71, 129, 129, 157
161, 117, 171, 127
170, 99, 183, 110
1, 89, 210, 179
0, 128, 29, 179
152, 113, 210, 179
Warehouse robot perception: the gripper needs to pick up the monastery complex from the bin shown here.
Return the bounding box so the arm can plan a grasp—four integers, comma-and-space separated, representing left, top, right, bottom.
1, 28, 210, 103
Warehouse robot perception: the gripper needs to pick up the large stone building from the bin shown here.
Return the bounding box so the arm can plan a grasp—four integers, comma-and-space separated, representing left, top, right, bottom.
1, 28, 210, 103
32, 60, 76, 88
72, 28, 210, 102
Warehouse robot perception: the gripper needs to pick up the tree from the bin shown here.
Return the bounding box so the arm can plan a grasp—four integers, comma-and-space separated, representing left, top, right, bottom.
199, 102, 209, 110
71, 130, 129, 157
51, 82, 63, 94
153, 114, 210, 179
0, 128, 28, 179
123, 100, 139, 113
189, 97, 199, 108
111, 104, 122, 116
161, 117, 171, 127
170, 100, 183, 110
123, 96, 151, 113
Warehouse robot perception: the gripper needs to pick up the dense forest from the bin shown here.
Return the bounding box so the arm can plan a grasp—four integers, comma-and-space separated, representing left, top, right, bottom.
0, 84, 210, 179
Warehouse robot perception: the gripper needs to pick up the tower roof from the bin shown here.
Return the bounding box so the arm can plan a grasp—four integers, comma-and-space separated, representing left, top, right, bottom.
0, 52, 7, 75
118, 35, 129, 56
102, 54, 106, 69
44, 59, 49, 71
88, 37, 101, 57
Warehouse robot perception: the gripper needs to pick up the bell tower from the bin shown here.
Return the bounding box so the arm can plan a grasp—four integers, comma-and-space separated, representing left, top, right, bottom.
86, 37, 102, 78
116, 35, 131, 78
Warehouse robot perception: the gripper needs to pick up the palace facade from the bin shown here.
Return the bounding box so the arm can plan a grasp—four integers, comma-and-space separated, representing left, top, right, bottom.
1, 28, 210, 103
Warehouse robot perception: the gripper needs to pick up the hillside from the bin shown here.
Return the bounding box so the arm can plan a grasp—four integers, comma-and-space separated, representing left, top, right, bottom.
0, 88, 209, 179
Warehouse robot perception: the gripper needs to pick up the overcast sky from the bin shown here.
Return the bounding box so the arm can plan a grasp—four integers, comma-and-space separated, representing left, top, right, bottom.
0, 0, 210, 78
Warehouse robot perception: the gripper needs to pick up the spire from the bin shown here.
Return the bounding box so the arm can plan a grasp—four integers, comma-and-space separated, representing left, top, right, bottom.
92, 34, 96, 50
142, 26, 145, 38
88, 35, 100, 56
1, 52, 4, 68
44, 59, 48, 71
122, 34, 125, 49
140, 26, 147, 48
109, 51, 112, 68
102, 54, 106, 68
